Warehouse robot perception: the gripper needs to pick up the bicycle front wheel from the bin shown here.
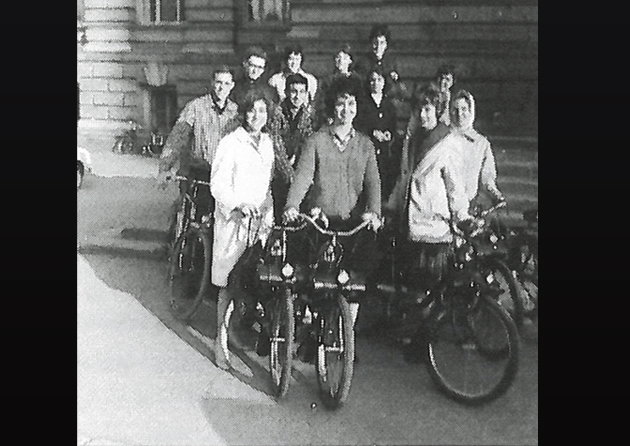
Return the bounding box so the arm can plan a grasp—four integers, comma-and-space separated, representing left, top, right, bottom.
269, 288, 295, 398
426, 295, 519, 405
316, 294, 355, 410
168, 227, 212, 321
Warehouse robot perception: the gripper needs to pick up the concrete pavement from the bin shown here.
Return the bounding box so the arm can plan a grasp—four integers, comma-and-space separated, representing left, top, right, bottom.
77, 253, 275, 446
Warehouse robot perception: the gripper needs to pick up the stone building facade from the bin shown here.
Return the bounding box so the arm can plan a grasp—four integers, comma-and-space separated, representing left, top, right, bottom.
77, 0, 537, 140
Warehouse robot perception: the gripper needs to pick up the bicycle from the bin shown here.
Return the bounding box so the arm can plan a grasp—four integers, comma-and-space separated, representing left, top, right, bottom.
456, 202, 524, 328
241, 219, 308, 398
288, 213, 372, 410
166, 175, 215, 321
506, 208, 538, 320
112, 120, 140, 155
373, 202, 520, 405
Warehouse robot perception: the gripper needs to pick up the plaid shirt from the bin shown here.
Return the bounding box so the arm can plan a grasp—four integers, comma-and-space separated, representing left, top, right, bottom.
159, 94, 239, 173
268, 100, 317, 184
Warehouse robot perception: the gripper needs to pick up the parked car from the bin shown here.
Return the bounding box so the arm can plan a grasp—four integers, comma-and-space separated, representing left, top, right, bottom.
77, 146, 92, 189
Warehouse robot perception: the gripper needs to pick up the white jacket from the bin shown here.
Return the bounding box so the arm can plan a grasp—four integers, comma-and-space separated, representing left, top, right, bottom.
210, 127, 275, 287
407, 132, 471, 243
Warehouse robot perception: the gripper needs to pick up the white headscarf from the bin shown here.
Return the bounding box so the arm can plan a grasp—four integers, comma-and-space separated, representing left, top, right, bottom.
450, 89, 476, 134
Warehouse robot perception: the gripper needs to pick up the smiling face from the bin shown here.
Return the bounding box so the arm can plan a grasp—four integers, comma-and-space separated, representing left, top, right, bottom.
288, 82, 308, 109
245, 99, 268, 133
333, 93, 357, 126
334, 50, 352, 74
244, 55, 266, 81
450, 97, 473, 129
369, 71, 385, 95
419, 102, 438, 130
372, 35, 388, 59
212, 71, 234, 103
439, 73, 454, 93
286, 52, 302, 74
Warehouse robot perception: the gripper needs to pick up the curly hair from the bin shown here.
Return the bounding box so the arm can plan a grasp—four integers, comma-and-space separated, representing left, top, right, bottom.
324, 77, 359, 119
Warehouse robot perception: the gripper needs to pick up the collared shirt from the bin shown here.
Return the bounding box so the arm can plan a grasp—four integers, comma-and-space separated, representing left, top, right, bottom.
268, 69, 318, 102
160, 94, 239, 173
230, 76, 280, 108
331, 126, 356, 152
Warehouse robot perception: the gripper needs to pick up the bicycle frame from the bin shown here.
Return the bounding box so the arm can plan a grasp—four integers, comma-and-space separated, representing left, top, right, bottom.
375, 202, 510, 320
171, 175, 212, 244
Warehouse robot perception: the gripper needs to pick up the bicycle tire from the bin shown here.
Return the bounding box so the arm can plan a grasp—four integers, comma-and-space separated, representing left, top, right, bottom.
316, 293, 355, 410
481, 259, 524, 328
426, 294, 519, 405
167, 226, 212, 321
269, 288, 295, 398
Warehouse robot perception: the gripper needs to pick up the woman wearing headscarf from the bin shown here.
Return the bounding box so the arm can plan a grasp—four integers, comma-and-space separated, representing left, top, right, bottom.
449, 89, 505, 208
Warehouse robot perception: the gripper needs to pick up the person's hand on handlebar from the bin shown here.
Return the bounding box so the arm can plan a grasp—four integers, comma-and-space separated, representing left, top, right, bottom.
234, 203, 260, 219
362, 211, 382, 232
282, 207, 300, 224
157, 168, 176, 190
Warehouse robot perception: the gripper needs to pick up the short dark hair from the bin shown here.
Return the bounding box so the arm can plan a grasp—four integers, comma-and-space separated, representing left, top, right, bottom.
412, 82, 441, 111
213, 65, 234, 79
284, 44, 304, 62
366, 66, 387, 84
336, 43, 353, 60
324, 77, 359, 119
436, 63, 455, 80
244, 46, 267, 62
369, 24, 391, 43
238, 89, 269, 122
285, 73, 309, 95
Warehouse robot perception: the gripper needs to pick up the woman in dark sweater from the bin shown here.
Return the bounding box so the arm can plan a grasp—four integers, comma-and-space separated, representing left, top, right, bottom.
355, 67, 399, 199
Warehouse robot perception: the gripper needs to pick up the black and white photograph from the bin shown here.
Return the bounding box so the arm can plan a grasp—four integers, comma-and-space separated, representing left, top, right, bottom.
77, 1, 538, 444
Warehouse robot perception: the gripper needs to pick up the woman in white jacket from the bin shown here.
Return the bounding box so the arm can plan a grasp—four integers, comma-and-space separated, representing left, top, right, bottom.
449, 89, 505, 208
386, 84, 471, 289
211, 90, 275, 370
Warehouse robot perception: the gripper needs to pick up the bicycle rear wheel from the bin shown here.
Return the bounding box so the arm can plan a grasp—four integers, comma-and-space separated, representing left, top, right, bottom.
481, 259, 524, 328
269, 289, 295, 398
426, 294, 519, 405
168, 227, 212, 321
316, 294, 355, 410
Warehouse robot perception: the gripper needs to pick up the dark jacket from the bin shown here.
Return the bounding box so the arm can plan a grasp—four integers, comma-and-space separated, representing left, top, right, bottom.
230, 75, 280, 109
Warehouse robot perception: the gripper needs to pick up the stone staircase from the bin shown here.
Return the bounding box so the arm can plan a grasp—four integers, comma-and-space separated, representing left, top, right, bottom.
490, 136, 538, 225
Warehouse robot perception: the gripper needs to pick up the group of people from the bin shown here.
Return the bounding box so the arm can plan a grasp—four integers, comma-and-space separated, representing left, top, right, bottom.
157, 24, 505, 370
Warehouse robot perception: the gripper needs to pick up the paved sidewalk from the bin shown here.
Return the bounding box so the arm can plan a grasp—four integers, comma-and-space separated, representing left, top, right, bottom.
77, 254, 273, 446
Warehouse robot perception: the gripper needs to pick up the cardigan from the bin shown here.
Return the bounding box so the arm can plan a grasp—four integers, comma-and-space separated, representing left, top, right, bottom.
285, 126, 381, 220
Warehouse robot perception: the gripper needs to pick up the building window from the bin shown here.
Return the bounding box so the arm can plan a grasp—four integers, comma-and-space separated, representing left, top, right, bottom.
143, 0, 184, 24
144, 86, 178, 135
249, 0, 290, 22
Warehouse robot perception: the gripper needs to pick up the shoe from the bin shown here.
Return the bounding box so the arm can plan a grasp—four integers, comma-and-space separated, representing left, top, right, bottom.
297, 336, 317, 364
214, 345, 231, 370
256, 330, 271, 357
230, 324, 258, 351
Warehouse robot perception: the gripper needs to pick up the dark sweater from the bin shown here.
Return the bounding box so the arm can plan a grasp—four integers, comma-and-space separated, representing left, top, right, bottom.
285, 126, 381, 220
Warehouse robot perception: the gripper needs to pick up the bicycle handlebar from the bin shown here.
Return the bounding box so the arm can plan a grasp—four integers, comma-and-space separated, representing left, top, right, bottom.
273, 221, 308, 232
169, 175, 211, 187
297, 213, 370, 237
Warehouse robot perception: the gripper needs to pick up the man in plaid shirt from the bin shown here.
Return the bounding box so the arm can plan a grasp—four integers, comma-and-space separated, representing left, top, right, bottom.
158, 66, 240, 217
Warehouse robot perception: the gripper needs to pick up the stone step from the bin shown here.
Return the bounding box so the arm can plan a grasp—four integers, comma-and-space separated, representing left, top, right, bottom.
498, 178, 538, 197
